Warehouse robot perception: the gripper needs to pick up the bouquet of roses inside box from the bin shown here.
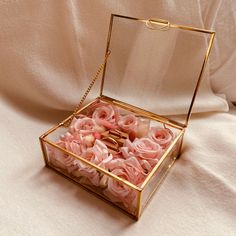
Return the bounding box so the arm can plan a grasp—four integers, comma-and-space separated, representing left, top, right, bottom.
48, 100, 174, 210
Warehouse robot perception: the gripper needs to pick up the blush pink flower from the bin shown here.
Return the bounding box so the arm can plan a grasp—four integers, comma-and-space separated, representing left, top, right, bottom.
149, 127, 174, 148
50, 132, 91, 173
65, 140, 86, 156
69, 117, 103, 135
82, 140, 111, 165
132, 138, 162, 159
104, 157, 145, 210
118, 114, 138, 132
60, 132, 74, 142
107, 157, 146, 185
123, 138, 163, 172
74, 161, 101, 186
92, 104, 118, 129
47, 141, 79, 173
67, 117, 105, 147
118, 114, 138, 141
72, 140, 113, 186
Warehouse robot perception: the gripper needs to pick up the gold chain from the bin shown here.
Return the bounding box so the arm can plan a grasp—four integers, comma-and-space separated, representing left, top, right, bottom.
64, 50, 111, 126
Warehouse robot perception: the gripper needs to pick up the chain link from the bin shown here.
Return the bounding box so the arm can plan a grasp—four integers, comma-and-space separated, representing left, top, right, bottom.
64, 50, 111, 126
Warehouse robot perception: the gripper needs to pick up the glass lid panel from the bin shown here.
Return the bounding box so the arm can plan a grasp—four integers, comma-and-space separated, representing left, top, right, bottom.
101, 15, 214, 126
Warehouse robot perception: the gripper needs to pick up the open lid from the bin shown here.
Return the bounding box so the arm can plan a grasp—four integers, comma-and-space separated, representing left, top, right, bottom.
99, 14, 215, 128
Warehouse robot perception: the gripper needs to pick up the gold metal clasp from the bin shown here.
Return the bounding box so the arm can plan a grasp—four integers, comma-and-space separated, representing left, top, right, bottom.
145, 18, 170, 31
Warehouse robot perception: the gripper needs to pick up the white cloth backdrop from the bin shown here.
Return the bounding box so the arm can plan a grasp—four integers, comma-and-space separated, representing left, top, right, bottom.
0, 1, 236, 235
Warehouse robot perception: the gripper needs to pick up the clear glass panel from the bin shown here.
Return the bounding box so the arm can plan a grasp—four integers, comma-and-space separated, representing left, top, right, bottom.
140, 135, 182, 214
44, 141, 139, 216
102, 16, 211, 125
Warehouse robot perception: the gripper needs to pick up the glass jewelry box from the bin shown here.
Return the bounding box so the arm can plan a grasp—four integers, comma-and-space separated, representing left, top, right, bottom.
39, 14, 215, 220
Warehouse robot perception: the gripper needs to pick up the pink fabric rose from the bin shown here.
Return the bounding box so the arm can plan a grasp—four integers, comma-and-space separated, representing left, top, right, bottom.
92, 104, 118, 129
47, 141, 78, 173
123, 138, 163, 172
118, 114, 138, 141
149, 127, 174, 148
82, 140, 111, 165
60, 131, 83, 143
132, 138, 162, 159
118, 115, 150, 141
74, 161, 101, 186
65, 140, 86, 156
104, 157, 145, 210
50, 133, 89, 173
68, 117, 105, 147
118, 114, 138, 132
70, 117, 96, 135
106, 157, 146, 185
60, 131, 87, 154
72, 140, 113, 186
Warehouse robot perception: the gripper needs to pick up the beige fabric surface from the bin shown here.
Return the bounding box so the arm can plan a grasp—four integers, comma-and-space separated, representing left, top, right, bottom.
0, 1, 236, 235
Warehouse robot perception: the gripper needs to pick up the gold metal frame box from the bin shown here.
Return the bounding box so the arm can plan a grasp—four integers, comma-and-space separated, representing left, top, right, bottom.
39, 14, 215, 220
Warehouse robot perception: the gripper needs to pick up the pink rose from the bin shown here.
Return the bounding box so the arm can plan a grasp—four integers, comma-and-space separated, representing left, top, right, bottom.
47, 141, 78, 173
118, 115, 150, 141
107, 157, 146, 185
69, 117, 103, 135
61, 131, 97, 148
123, 138, 163, 172
50, 133, 90, 173
104, 157, 145, 210
118, 114, 138, 141
60, 131, 82, 143
149, 127, 174, 148
82, 140, 111, 165
72, 140, 113, 186
74, 161, 101, 186
60, 131, 88, 154
68, 117, 105, 147
118, 114, 138, 132
132, 138, 162, 159
65, 140, 86, 156
92, 104, 118, 129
